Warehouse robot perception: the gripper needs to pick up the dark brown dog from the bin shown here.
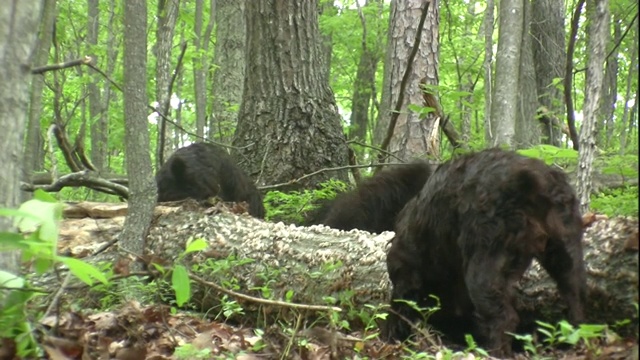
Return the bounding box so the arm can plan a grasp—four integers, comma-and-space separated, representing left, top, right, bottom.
384, 149, 586, 357
156, 142, 265, 218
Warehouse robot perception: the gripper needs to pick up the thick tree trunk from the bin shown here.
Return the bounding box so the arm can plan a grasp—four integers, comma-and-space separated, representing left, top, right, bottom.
55, 203, 639, 337
374, 0, 441, 161
514, 0, 539, 149
0, 0, 43, 285
210, 0, 244, 144
491, 0, 524, 149
122, 1, 157, 269
576, 0, 609, 214
531, 0, 567, 147
233, 0, 349, 189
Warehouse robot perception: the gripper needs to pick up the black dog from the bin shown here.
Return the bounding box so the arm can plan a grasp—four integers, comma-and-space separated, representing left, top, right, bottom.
156, 142, 265, 218
308, 161, 432, 233
384, 149, 586, 357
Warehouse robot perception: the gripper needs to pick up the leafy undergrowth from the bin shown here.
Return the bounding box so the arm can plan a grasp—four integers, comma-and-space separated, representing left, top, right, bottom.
7, 302, 634, 360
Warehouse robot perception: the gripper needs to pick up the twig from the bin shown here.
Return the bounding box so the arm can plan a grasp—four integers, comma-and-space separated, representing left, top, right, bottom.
258, 162, 409, 191
31, 56, 92, 74
189, 273, 342, 313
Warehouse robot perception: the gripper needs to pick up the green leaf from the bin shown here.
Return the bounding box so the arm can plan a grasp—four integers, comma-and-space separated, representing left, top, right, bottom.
15, 199, 62, 242
0, 270, 24, 289
0, 232, 28, 251
171, 265, 191, 306
184, 238, 208, 254
57, 256, 109, 286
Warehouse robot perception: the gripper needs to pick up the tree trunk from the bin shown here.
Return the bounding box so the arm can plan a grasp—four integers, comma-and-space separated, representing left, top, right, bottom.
564, 0, 585, 151
233, 0, 349, 189
87, 0, 108, 173
24, 0, 56, 202
155, 0, 179, 167
482, 0, 495, 144
531, 0, 566, 147
54, 204, 640, 338
619, 27, 638, 155
491, 0, 524, 149
600, 19, 619, 149
103, 0, 118, 169
514, 0, 539, 149
348, 0, 382, 151
576, 0, 609, 215
193, 0, 205, 139
122, 0, 157, 269
374, 0, 441, 161
210, 0, 244, 144
0, 0, 43, 283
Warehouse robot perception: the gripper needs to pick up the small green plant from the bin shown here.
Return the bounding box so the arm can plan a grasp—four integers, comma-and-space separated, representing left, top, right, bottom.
0, 190, 108, 357
590, 186, 638, 217
263, 179, 348, 224
173, 343, 212, 359
517, 145, 579, 168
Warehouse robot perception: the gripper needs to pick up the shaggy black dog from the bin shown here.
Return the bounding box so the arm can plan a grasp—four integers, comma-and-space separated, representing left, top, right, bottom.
308, 161, 433, 233
384, 149, 586, 357
156, 142, 265, 218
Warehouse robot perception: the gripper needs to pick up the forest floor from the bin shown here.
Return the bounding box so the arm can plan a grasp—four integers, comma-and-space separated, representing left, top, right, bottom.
28, 302, 638, 360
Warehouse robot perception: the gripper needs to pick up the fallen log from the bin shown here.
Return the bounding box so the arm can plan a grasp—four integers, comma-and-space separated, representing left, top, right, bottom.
53, 202, 638, 337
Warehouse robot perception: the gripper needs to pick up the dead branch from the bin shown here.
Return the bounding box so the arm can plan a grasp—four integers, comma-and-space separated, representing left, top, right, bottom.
31, 56, 93, 74
21, 171, 129, 198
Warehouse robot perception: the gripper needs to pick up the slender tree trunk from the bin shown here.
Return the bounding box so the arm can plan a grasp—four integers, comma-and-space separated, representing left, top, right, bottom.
491, 0, 524, 149
564, 0, 585, 151
122, 0, 157, 270
619, 27, 638, 155
0, 0, 43, 283
576, 0, 609, 214
233, 0, 349, 189
23, 0, 56, 202
531, 0, 566, 147
483, 0, 495, 144
155, 0, 179, 167
348, 0, 382, 150
87, 0, 108, 173
514, 0, 539, 148
601, 19, 619, 148
103, 0, 118, 169
210, 0, 244, 144
193, 0, 207, 139
374, 0, 441, 161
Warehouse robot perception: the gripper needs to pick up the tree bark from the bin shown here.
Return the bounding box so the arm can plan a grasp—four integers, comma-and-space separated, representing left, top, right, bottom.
482, 0, 495, 144
564, 0, 585, 151
54, 204, 640, 337
24, 0, 56, 201
576, 0, 609, 215
155, 0, 179, 167
0, 0, 43, 284
619, 27, 638, 155
192, 0, 210, 140
491, 0, 524, 149
348, 0, 382, 151
531, 0, 566, 147
210, 0, 244, 144
87, 0, 109, 174
374, 0, 441, 161
122, 0, 157, 268
600, 19, 619, 148
514, 0, 540, 149
233, 0, 349, 189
